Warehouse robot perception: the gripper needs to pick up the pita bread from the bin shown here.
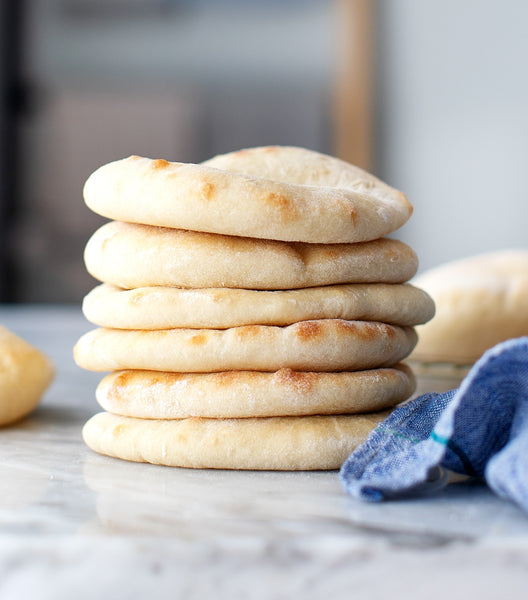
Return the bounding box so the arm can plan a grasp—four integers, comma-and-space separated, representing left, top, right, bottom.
411, 249, 528, 364
73, 319, 417, 373
96, 364, 415, 419
0, 325, 54, 426
84, 221, 418, 290
82, 410, 387, 470
83, 147, 412, 244
82, 282, 435, 330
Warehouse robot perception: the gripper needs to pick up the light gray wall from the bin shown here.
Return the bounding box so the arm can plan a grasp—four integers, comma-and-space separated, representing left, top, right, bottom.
11, 0, 528, 300
14, 0, 335, 301
375, 0, 528, 272
25, 1, 334, 91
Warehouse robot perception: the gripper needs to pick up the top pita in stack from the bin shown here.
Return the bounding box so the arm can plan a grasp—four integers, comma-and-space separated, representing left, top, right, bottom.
74, 146, 434, 470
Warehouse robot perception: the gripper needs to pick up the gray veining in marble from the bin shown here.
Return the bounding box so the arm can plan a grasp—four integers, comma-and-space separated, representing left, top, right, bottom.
1, 306, 528, 599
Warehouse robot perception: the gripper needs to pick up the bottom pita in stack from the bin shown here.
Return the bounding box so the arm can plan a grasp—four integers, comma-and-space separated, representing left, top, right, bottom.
82, 411, 390, 471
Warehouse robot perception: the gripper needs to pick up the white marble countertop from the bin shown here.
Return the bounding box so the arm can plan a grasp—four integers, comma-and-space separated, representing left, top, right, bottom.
1, 305, 528, 599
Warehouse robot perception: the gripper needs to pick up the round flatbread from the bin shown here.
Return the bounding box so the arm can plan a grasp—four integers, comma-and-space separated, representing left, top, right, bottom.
83, 146, 412, 244
96, 364, 415, 419
411, 249, 528, 364
0, 325, 54, 426
84, 221, 418, 290
82, 410, 387, 470
73, 319, 417, 373
82, 282, 434, 330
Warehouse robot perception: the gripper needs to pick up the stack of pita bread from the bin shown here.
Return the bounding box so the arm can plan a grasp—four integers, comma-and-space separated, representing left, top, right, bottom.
74, 146, 434, 470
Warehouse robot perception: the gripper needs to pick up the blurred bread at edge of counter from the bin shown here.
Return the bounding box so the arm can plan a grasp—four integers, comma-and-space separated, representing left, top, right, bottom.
409, 249, 528, 393
0, 326, 55, 426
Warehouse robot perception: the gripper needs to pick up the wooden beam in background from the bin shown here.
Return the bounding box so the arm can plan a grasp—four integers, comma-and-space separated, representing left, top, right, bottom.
333, 0, 374, 171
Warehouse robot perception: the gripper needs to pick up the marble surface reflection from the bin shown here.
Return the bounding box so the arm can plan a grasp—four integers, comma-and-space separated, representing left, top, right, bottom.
1, 306, 528, 599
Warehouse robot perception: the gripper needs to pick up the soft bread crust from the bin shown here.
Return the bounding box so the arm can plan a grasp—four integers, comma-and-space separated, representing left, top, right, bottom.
411, 249, 528, 364
82, 282, 434, 330
0, 326, 54, 426
74, 319, 416, 373
84, 221, 418, 290
96, 364, 415, 419
74, 319, 417, 373
83, 147, 412, 244
82, 411, 387, 470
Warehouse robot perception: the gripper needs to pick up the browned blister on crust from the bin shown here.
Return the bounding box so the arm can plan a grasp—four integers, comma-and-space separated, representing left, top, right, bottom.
73, 319, 417, 374
83, 147, 412, 244
96, 364, 415, 419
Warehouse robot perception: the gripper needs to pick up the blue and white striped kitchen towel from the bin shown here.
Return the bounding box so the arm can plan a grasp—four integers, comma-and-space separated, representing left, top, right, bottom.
340, 336, 528, 513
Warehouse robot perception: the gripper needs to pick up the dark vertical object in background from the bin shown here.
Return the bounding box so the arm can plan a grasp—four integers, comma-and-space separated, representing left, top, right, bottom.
0, 1, 24, 301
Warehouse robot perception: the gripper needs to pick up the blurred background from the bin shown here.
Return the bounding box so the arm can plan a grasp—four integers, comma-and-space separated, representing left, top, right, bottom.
1, 0, 527, 303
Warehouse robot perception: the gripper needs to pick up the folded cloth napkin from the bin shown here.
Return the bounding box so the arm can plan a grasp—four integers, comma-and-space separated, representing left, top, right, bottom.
340, 336, 528, 512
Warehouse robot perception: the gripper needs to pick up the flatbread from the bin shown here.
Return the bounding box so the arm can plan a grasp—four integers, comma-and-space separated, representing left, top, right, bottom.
96, 364, 415, 419
82, 410, 387, 470
84, 221, 418, 290
83, 147, 412, 244
411, 249, 528, 364
82, 282, 435, 330
73, 319, 417, 373
0, 325, 54, 426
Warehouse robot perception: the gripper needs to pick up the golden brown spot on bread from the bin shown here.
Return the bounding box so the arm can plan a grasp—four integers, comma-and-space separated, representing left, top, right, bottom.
213, 371, 241, 386
295, 320, 323, 341
112, 370, 182, 390
338, 320, 397, 342
334, 319, 388, 342
383, 323, 398, 339
275, 368, 316, 393
111, 423, 126, 437
106, 371, 135, 403
267, 191, 291, 213
320, 246, 341, 260
234, 325, 262, 341
189, 331, 207, 345
140, 328, 163, 336
335, 319, 373, 341
200, 181, 215, 200
112, 371, 133, 388
151, 158, 170, 170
